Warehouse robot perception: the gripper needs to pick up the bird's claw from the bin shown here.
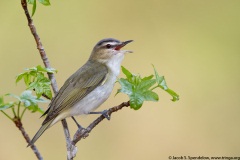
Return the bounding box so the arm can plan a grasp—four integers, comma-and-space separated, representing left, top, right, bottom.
101, 110, 111, 120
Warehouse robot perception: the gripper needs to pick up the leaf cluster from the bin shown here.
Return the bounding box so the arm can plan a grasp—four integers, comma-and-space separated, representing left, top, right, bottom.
6, 91, 47, 114
16, 65, 57, 99
27, 0, 51, 16
117, 66, 179, 110
1, 65, 55, 120
1, 91, 48, 120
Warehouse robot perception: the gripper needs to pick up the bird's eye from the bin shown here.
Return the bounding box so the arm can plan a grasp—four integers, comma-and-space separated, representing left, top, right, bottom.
106, 44, 111, 49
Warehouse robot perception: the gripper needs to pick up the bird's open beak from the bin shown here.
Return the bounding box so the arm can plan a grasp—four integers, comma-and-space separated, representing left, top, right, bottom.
115, 40, 133, 50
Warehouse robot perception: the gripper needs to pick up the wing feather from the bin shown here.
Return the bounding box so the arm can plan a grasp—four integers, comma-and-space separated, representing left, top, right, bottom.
42, 60, 108, 125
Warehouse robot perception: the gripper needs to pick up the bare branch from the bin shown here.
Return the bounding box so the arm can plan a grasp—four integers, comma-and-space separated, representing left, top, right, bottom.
14, 117, 43, 160
20, 0, 72, 158
62, 118, 77, 160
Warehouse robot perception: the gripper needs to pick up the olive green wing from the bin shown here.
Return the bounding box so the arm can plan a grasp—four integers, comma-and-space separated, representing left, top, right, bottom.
42, 61, 108, 125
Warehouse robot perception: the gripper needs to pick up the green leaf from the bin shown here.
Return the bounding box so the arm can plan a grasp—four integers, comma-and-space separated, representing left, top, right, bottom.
164, 88, 179, 102
42, 83, 52, 99
153, 65, 179, 101
29, 106, 44, 114
32, 0, 37, 17
0, 97, 3, 104
129, 90, 159, 110
26, 65, 57, 74
28, 0, 51, 16
0, 96, 15, 111
36, 65, 57, 73
138, 79, 156, 91
142, 75, 154, 81
5, 93, 21, 101
0, 102, 14, 111
24, 74, 32, 87
117, 67, 159, 110
38, 0, 51, 6
36, 65, 44, 71
16, 65, 55, 99
37, 107, 44, 114
26, 66, 37, 72
16, 72, 33, 86
116, 78, 133, 95
27, 0, 35, 4
143, 90, 159, 101
129, 94, 144, 110
19, 90, 48, 113
121, 66, 132, 80
27, 74, 52, 99
16, 73, 26, 84
29, 70, 37, 76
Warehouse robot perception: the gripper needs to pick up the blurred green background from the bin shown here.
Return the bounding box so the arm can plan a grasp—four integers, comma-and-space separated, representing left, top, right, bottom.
1, 0, 240, 159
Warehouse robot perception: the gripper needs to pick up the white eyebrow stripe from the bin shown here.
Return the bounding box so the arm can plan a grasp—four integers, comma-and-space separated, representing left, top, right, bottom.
101, 42, 119, 46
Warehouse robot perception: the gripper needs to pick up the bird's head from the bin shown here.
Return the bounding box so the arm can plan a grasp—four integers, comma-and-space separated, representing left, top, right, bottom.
89, 38, 133, 63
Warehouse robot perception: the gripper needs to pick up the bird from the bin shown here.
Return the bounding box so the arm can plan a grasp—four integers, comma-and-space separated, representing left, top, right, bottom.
28, 38, 133, 146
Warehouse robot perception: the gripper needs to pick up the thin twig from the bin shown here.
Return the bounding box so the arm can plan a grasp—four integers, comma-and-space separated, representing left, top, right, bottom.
1, 110, 13, 121
17, 101, 21, 117
20, 0, 72, 158
12, 107, 17, 117
20, 107, 27, 120
62, 120, 77, 160
14, 117, 43, 160
42, 93, 51, 100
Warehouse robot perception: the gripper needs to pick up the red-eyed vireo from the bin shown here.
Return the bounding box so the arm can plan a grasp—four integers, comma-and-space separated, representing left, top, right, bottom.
29, 38, 133, 146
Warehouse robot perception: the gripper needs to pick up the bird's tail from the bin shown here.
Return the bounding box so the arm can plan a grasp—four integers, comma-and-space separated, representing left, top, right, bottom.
27, 119, 54, 147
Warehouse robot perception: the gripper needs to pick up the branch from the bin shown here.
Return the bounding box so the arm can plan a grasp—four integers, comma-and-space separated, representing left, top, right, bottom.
20, 0, 74, 159
13, 117, 43, 160
62, 118, 77, 160
71, 101, 130, 153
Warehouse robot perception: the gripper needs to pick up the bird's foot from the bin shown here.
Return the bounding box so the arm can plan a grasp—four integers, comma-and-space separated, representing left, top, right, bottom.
89, 110, 111, 120
101, 110, 111, 120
